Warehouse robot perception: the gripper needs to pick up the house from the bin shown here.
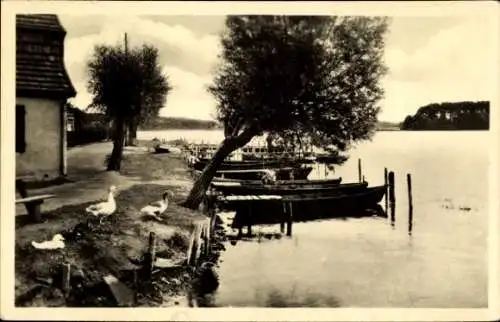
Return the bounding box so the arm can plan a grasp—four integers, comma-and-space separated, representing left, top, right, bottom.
65, 103, 111, 147
16, 14, 76, 180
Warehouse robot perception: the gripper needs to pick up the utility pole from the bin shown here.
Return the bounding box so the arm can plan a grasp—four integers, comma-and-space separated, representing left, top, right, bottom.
124, 32, 128, 53
123, 32, 129, 148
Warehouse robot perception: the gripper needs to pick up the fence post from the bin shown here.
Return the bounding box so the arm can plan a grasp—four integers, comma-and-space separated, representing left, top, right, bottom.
61, 263, 71, 298
146, 232, 157, 279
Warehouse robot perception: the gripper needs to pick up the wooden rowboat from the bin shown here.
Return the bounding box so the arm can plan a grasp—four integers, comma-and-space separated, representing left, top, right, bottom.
192, 158, 305, 171
195, 167, 313, 181
230, 185, 387, 225
210, 181, 364, 196
210, 177, 342, 185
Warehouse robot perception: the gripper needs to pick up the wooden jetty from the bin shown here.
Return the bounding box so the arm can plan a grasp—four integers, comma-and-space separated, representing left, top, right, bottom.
213, 194, 290, 236
209, 184, 387, 236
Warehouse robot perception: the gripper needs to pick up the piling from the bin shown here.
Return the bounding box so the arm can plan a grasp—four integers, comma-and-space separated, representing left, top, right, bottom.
146, 232, 157, 279
407, 173, 413, 235
247, 205, 253, 237
61, 263, 71, 298
280, 201, 286, 233
388, 171, 396, 227
358, 158, 362, 183
384, 168, 388, 213
286, 201, 293, 237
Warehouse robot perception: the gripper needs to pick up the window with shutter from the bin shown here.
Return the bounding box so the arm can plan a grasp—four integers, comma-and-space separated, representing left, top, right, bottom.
16, 105, 26, 153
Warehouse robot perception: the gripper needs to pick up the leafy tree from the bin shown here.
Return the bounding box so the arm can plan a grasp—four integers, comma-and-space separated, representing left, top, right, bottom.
401, 101, 490, 130
182, 15, 389, 209
401, 115, 415, 130
87, 43, 171, 170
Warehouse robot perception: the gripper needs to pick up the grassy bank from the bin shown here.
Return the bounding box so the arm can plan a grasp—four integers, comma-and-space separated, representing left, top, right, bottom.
15, 142, 205, 307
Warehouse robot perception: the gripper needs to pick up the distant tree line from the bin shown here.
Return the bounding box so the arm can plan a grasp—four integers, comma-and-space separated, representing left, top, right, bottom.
139, 116, 221, 130
400, 101, 489, 130
376, 121, 400, 131
66, 103, 111, 147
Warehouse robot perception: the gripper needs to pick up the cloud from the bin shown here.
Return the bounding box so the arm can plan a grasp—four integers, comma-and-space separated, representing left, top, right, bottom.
61, 15, 221, 118
161, 66, 216, 120
60, 15, 494, 123
379, 16, 493, 122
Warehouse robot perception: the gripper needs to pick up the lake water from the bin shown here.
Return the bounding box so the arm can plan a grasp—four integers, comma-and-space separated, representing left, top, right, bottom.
139, 130, 490, 308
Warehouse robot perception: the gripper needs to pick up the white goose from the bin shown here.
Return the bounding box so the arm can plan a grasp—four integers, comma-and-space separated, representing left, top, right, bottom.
140, 190, 175, 221
32, 234, 65, 250
85, 185, 117, 224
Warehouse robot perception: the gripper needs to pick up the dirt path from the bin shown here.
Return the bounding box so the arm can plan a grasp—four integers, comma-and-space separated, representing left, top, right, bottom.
15, 142, 204, 307
16, 142, 193, 215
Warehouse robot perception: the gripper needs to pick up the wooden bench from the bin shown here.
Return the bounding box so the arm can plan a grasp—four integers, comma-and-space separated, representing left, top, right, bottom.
16, 179, 55, 222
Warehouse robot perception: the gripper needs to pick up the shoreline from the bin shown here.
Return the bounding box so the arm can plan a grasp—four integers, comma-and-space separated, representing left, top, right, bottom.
14, 141, 208, 307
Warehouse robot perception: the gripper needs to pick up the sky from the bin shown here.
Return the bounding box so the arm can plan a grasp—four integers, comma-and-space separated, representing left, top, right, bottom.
59, 14, 494, 123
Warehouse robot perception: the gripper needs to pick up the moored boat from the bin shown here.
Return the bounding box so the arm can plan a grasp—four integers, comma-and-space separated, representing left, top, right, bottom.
210, 177, 342, 185
154, 145, 171, 154
196, 166, 313, 181
192, 158, 307, 171
210, 180, 362, 196
154, 144, 182, 154
230, 185, 387, 225
315, 153, 348, 164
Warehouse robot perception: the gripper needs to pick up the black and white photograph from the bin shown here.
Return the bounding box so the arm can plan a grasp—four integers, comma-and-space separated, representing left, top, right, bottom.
1, 1, 498, 321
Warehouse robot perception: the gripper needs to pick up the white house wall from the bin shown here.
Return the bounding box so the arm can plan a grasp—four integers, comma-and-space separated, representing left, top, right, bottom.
16, 97, 62, 180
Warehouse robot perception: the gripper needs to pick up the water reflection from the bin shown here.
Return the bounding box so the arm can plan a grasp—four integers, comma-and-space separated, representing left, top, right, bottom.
264, 286, 341, 308
207, 203, 486, 308
164, 131, 489, 308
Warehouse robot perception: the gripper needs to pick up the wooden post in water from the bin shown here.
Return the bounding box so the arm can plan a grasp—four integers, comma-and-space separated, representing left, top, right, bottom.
247, 204, 253, 237
384, 168, 388, 213
407, 173, 413, 235
358, 158, 362, 183
388, 171, 396, 227
280, 201, 286, 233
286, 201, 293, 236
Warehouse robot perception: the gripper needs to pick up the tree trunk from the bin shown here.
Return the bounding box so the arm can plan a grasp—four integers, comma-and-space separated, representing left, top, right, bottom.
266, 134, 274, 153
182, 129, 255, 210
125, 121, 138, 146
107, 118, 126, 171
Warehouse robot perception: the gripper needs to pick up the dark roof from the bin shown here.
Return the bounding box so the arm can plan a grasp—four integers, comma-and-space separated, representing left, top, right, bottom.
16, 14, 66, 33
16, 14, 76, 99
